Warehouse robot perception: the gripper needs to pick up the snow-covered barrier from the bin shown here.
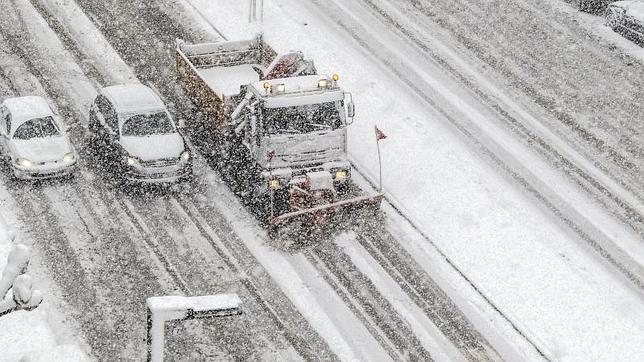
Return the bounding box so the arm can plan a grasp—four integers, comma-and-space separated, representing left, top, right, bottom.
146, 294, 242, 362
0, 215, 42, 317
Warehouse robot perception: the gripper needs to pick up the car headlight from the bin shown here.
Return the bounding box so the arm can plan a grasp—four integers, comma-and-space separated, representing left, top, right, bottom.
268, 179, 280, 190
16, 158, 33, 168
127, 156, 139, 166
180, 151, 190, 161
63, 152, 76, 163
334, 170, 348, 181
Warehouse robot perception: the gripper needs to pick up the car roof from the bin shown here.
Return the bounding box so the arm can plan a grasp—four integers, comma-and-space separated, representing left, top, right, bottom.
2, 96, 54, 124
101, 84, 167, 114
612, 1, 644, 18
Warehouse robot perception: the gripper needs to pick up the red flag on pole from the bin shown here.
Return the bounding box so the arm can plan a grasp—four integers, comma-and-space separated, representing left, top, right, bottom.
375, 126, 387, 141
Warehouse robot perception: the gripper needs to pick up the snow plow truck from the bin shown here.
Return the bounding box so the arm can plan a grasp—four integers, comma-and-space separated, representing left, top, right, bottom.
176, 34, 383, 236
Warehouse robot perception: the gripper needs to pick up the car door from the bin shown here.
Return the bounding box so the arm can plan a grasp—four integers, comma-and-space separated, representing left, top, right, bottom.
93, 96, 121, 157
0, 107, 10, 161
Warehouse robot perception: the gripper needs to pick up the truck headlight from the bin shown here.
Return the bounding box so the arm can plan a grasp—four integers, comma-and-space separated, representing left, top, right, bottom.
63, 152, 76, 163
127, 156, 139, 166
334, 170, 348, 181
16, 158, 33, 168
180, 151, 190, 161
269, 179, 280, 190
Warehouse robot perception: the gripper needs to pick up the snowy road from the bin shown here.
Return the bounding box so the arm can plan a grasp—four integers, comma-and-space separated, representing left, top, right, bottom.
190, 0, 644, 360
0, 0, 494, 360
2, 0, 644, 360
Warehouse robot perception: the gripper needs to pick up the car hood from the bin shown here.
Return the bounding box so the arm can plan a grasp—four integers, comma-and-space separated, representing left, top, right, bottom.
614, 1, 644, 19
120, 133, 185, 161
10, 136, 74, 163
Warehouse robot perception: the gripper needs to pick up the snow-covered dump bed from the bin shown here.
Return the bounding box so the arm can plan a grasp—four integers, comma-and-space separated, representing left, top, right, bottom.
199, 64, 260, 97
176, 34, 276, 128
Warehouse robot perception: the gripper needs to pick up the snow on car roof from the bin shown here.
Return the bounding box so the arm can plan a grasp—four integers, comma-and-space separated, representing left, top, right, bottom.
2, 96, 54, 124
101, 84, 166, 114
612, 1, 644, 19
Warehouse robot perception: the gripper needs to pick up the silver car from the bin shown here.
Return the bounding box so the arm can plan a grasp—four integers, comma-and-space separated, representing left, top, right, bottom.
88, 84, 192, 183
0, 96, 78, 180
606, 1, 644, 44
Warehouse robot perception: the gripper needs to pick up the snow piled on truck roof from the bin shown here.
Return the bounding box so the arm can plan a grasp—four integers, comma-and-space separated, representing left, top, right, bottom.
251, 75, 344, 108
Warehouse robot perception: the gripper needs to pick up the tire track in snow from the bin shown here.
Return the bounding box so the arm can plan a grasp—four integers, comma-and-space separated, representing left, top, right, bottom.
304, 241, 434, 361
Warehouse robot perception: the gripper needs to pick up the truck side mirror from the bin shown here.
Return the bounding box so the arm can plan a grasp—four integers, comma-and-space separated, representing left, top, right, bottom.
347, 102, 355, 120
252, 65, 264, 79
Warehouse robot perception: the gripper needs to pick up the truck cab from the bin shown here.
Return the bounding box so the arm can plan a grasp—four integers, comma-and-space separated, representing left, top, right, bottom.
233, 74, 354, 194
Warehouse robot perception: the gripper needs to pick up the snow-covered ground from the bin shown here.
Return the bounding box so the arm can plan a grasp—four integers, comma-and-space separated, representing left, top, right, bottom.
181, 0, 644, 359
0, 208, 88, 361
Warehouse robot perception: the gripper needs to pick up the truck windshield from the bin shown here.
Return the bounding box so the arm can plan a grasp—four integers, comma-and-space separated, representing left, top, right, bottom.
121, 112, 175, 137
264, 102, 342, 135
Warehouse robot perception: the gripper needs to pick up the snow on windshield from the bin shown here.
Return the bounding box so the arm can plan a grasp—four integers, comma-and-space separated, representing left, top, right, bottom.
12, 116, 60, 139
264, 102, 341, 134
121, 112, 175, 137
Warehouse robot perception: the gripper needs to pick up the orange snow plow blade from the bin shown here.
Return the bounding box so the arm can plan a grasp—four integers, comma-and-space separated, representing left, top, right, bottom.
268, 193, 384, 236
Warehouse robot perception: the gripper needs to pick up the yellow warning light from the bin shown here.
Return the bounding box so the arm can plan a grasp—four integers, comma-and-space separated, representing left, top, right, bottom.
263, 82, 271, 90
269, 179, 280, 189
332, 74, 340, 81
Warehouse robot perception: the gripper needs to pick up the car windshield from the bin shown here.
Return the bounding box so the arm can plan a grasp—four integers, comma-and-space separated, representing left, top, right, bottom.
264, 102, 342, 135
121, 112, 175, 136
12, 116, 60, 139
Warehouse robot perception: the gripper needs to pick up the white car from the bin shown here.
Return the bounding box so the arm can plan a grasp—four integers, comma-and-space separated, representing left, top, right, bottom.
0, 96, 78, 180
88, 84, 192, 183
606, 1, 644, 44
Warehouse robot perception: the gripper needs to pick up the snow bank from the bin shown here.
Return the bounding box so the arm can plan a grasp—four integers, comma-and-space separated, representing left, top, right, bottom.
0, 214, 88, 361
